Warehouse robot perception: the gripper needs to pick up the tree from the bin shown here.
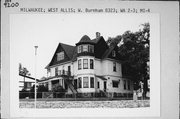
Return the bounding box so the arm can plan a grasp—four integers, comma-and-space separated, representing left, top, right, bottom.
107, 23, 150, 98
119, 23, 150, 98
19, 63, 31, 90
52, 84, 66, 98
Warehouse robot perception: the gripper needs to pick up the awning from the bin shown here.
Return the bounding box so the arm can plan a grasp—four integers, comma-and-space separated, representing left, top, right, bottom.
96, 75, 107, 80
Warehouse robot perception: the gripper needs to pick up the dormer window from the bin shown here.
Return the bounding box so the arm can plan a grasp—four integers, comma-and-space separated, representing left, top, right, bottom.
57, 51, 64, 61
112, 50, 116, 57
77, 44, 94, 53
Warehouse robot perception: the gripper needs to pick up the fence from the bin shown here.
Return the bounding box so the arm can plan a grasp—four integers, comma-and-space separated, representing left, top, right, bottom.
19, 91, 134, 100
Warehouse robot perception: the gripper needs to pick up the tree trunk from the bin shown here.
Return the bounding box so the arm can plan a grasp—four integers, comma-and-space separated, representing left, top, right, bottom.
143, 78, 148, 99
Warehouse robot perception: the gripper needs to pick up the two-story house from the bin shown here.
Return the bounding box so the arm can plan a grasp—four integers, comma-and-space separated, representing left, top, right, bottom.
40, 32, 133, 96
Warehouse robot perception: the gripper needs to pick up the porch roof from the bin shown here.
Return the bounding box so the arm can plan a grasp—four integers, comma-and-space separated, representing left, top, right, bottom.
96, 75, 107, 81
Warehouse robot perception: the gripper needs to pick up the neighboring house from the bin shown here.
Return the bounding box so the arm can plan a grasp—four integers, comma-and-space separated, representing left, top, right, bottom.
19, 77, 35, 91
40, 32, 133, 95
19, 74, 39, 91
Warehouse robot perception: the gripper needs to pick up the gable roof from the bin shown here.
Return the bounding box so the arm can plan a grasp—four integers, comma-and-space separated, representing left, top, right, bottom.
101, 45, 115, 59
60, 43, 75, 59
46, 43, 75, 68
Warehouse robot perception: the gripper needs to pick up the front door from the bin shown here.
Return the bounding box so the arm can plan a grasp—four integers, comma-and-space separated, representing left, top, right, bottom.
68, 66, 71, 76
104, 81, 107, 92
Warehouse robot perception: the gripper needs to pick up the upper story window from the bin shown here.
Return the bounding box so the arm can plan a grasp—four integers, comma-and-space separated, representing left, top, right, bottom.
57, 51, 64, 61
90, 59, 94, 69
55, 67, 58, 76
127, 80, 130, 90
77, 45, 94, 53
124, 80, 126, 90
78, 59, 82, 70
89, 45, 94, 53
83, 45, 88, 52
77, 46, 82, 53
113, 62, 116, 72
83, 59, 88, 69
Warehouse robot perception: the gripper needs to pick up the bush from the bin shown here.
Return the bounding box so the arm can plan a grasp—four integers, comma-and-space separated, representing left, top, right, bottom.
19, 88, 29, 99
52, 84, 66, 98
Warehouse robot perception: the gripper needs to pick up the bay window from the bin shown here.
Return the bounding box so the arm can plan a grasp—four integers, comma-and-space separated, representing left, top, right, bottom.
90, 77, 94, 88
78, 59, 82, 70
78, 77, 82, 88
83, 77, 89, 88
90, 59, 94, 69
83, 45, 88, 52
83, 59, 88, 69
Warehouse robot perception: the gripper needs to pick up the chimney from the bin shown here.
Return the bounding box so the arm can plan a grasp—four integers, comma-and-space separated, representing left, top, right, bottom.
96, 32, 101, 39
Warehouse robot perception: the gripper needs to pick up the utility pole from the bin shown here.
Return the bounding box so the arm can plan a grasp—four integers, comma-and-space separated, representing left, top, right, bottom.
34, 46, 38, 108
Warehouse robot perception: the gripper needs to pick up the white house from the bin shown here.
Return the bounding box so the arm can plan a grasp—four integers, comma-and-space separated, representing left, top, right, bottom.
39, 32, 133, 96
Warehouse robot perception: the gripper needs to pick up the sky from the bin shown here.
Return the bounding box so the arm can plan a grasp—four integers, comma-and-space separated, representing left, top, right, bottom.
10, 14, 151, 79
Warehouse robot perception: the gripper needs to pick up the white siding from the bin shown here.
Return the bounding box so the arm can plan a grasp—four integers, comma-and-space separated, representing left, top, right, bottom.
50, 62, 72, 77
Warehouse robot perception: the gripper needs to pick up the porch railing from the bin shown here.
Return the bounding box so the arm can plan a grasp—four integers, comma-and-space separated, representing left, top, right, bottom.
55, 70, 71, 77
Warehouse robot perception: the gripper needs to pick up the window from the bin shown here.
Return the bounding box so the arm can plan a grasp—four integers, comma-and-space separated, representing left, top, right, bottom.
112, 50, 116, 57
90, 77, 94, 88
74, 79, 77, 89
78, 59, 82, 70
112, 81, 119, 88
90, 59, 94, 69
83, 77, 89, 88
97, 81, 100, 88
127, 80, 130, 90
77, 45, 82, 53
78, 45, 94, 53
78, 77, 82, 88
57, 51, 64, 61
55, 67, 58, 76
83, 45, 88, 52
113, 62, 116, 72
124, 80, 126, 90
89, 45, 94, 53
83, 59, 88, 69
24, 82, 31, 89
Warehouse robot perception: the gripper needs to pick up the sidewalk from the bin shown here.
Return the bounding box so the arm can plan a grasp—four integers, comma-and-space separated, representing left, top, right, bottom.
19, 100, 150, 108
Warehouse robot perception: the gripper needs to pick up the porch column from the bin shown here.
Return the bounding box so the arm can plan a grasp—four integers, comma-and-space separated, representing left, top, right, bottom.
62, 79, 64, 88
48, 81, 52, 91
